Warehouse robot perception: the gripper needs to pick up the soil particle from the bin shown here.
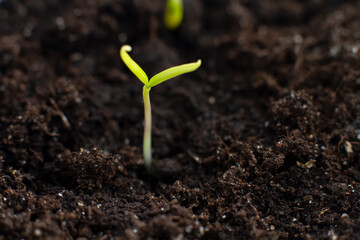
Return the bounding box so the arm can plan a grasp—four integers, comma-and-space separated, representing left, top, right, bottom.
55, 148, 118, 191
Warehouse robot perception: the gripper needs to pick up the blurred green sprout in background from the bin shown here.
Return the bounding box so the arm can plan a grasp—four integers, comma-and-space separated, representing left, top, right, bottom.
164, 0, 183, 30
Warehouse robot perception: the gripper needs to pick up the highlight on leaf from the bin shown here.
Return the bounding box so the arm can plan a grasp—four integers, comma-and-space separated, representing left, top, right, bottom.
148, 60, 201, 88
120, 45, 148, 85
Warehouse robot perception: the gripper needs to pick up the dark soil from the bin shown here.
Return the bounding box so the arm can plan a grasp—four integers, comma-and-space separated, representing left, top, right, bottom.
1, 0, 360, 239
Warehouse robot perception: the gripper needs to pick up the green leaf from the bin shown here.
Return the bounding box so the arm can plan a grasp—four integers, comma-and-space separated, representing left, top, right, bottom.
120, 45, 148, 85
148, 60, 201, 88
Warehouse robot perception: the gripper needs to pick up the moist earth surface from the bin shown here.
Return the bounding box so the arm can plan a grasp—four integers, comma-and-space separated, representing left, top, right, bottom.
0, 0, 360, 239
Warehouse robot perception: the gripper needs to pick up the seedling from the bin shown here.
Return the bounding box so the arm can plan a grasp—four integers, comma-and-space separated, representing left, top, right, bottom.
120, 45, 201, 171
164, 0, 183, 30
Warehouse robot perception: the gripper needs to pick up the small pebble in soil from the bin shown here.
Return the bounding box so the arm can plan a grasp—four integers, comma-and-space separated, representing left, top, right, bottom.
344, 141, 353, 154
34, 229, 42, 237
264, 121, 270, 127
208, 96, 215, 104
328, 229, 338, 240
199, 226, 204, 235
174, 234, 184, 240
55, 17, 65, 30
293, 34, 303, 44
351, 46, 358, 54
329, 45, 341, 57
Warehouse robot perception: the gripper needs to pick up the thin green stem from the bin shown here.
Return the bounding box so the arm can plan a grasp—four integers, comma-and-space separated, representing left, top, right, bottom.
142, 86, 152, 171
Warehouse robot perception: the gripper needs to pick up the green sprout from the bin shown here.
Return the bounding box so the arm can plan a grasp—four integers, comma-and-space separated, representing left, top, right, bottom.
120, 45, 201, 171
164, 0, 183, 30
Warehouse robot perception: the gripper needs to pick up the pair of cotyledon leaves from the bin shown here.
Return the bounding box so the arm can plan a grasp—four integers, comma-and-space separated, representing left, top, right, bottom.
120, 45, 201, 88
